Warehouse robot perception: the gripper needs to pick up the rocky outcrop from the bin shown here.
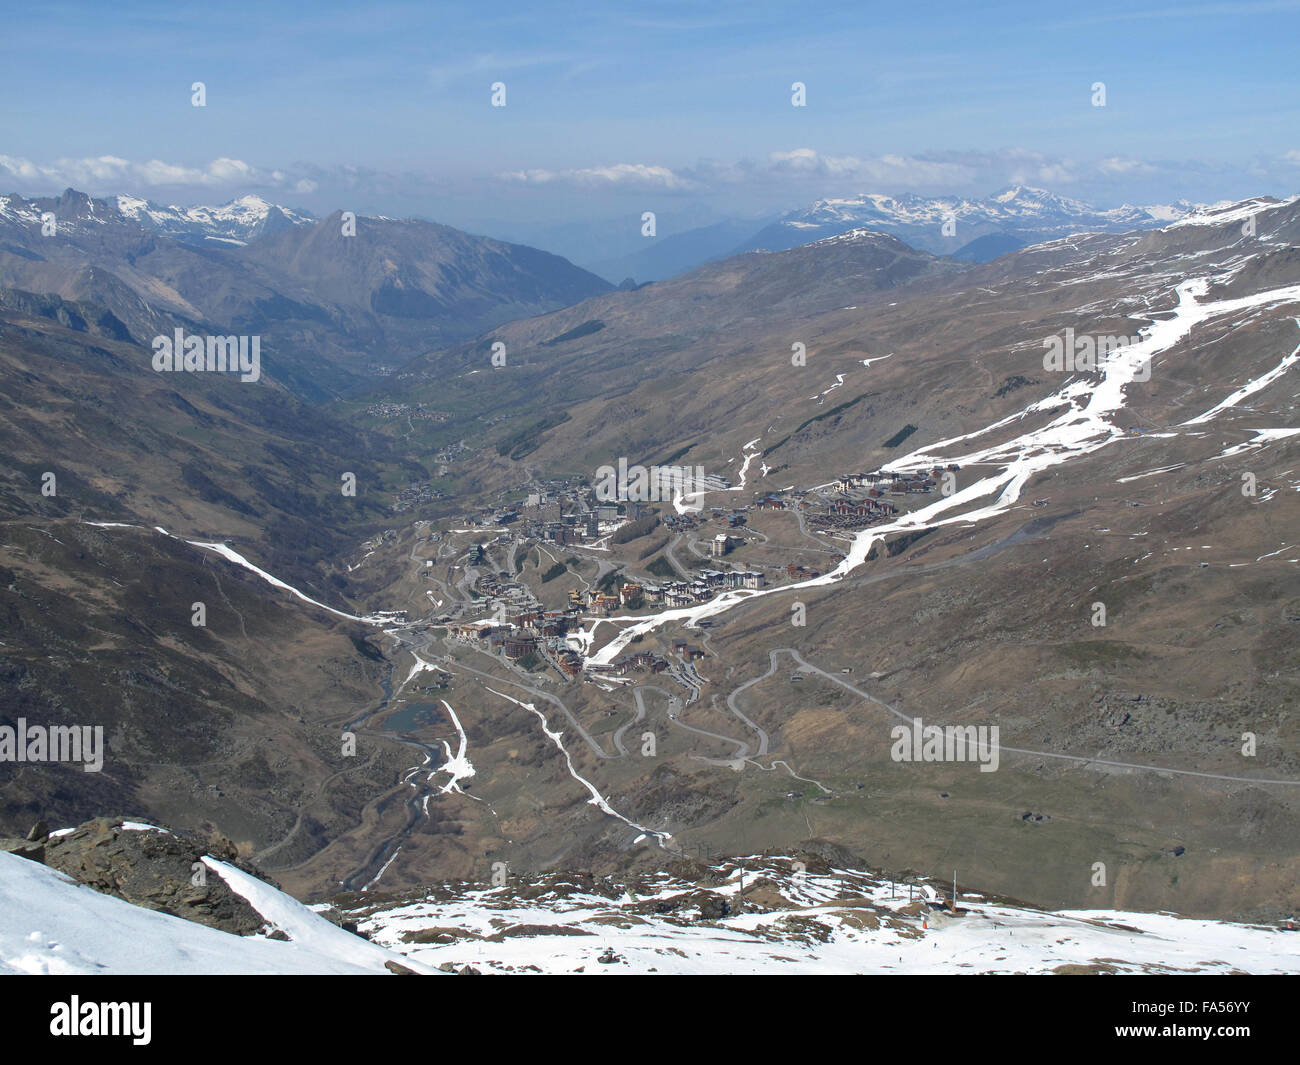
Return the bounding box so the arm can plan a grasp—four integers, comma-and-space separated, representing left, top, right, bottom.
4, 817, 272, 936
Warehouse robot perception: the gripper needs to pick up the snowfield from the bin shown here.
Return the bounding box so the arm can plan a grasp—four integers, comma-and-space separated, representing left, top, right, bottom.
0, 852, 434, 975
6, 844, 1295, 975
350, 857, 1300, 976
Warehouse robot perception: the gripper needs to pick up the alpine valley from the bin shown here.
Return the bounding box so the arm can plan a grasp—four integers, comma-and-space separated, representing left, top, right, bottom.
3, 185, 1299, 974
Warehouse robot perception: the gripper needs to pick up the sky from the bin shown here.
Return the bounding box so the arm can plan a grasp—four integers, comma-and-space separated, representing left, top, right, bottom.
2, 0, 1299, 256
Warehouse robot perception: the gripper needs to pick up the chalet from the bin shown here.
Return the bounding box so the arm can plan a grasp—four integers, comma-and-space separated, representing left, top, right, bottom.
539, 612, 570, 637
558, 654, 583, 677
450, 619, 500, 640
590, 594, 620, 616
612, 650, 668, 675
619, 583, 644, 608
829, 498, 874, 519
504, 635, 537, 660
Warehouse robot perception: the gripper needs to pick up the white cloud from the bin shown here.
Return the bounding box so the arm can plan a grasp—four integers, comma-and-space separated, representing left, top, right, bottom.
502, 162, 691, 190
700, 149, 976, 188
0, 154, 297, 191
1099, 156, 1157, 175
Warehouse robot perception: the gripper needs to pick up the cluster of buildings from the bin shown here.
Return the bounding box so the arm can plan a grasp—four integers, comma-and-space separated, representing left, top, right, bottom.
808, 494, 899, 529
663, 506, 747, 534
392, 480, 447, 512
434, 442, 470, 465
573, 569, 767, 618
834, 465, 959, 495
651, 569, 766, 607
588, 637, 707, 684
785, 465, 962, 529
592, 648, 672, 678
458, 482, 639, 547
447, 608, 584, 678
364, 401, 450, 422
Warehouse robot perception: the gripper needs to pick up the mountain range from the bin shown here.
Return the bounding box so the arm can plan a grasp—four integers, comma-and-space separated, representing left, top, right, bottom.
0, 188, 613, 399
586, 186, 1195, 283
1, 184, 1298, 934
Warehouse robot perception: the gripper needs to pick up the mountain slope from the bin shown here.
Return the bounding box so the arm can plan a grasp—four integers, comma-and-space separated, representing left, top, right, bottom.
4, 193, 1299, 919
323, 195, 1300, 920
0, 188, 612, 398
585, 217, 774, 284
361, 227, 966, 472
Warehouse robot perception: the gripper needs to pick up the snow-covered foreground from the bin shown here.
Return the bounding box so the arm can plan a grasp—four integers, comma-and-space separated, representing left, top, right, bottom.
6, 838, 1294, 975
0, 851, 434, 975
353, 857, 1300, 976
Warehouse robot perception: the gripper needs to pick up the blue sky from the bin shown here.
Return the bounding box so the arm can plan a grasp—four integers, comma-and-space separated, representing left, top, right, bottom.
2, 0, 1298, 250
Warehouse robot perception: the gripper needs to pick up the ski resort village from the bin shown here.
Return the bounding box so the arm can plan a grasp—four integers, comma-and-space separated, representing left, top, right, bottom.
387, 459, 958, 689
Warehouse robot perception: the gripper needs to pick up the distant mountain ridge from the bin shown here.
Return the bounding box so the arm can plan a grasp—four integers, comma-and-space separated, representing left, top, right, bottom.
588, 185, 1201, 284
733, 185, 1196, 261
0, 189, 315, 246
115, 193, 315, 245
0, 187, 613, 398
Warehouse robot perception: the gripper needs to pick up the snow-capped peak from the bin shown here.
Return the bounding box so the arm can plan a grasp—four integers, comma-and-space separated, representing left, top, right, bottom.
764, 186, 1200, 258
114, 192, 313, 243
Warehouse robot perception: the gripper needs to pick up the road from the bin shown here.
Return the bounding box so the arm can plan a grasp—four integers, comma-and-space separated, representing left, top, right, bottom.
769, 647, 1300, 788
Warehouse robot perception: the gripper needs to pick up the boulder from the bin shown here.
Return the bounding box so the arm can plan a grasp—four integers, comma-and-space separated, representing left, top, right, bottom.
40, 817, 270, 936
